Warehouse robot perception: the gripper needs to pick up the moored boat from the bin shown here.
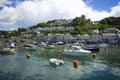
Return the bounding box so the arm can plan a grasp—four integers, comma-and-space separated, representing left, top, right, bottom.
0, 48, 15, 55
24, 44, 37, 51
83, 45, 100, 51
63, 46, 91, 56
49, 58, 64, 66
0, 42, 15, 55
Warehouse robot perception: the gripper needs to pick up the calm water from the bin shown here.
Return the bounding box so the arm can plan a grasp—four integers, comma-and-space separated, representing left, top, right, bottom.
0, 45, 120, 80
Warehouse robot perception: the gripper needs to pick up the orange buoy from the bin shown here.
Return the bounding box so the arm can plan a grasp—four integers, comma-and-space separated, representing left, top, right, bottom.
58, 48, 61, 54
39, 48, 43, 52
16, 46, 19, 48
92, 54, 96, 59
73, 60, 79, 68
26, 54, 31, 59
12, 51, 16, 56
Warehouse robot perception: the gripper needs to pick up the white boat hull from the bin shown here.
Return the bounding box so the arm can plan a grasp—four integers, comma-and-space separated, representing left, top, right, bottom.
63, 51, 90, 56
49, 58, 64, 66
63, 46, 91, 56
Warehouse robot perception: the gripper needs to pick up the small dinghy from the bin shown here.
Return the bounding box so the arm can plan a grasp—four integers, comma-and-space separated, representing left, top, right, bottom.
49, 58, 64, 66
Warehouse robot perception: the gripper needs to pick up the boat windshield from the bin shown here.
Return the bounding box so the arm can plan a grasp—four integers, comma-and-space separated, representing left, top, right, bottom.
73, 47, 80, 50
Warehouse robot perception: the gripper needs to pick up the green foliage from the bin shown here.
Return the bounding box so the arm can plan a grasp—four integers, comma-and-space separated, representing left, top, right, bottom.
100, 16, 120, 25
72, 15, 91, 26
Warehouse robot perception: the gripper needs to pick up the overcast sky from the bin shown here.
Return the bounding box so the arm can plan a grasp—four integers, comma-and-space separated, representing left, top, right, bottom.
0, 0, 120, 30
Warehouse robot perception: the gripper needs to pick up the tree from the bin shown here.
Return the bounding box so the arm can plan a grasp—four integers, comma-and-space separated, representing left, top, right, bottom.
72, 15, 91, 26
72, 17, 81, 26
100, 16, 120, 25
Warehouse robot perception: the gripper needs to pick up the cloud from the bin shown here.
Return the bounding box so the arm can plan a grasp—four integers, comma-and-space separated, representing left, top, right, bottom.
0, 0, 120, 30
0, 0, 12, 7
0, 7, 17, 22
110, 2, 120, 17
0, 6, 18, 30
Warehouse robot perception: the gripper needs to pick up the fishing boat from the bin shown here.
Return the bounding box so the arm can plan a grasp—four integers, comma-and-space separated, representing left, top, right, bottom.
0, 48, 15, 55
0, 42, 15, 55
24, 44, 37, 51
49, 58, 64, 66
63, 46, 91, 56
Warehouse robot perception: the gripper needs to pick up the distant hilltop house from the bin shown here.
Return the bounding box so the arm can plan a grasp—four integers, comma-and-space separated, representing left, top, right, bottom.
105, 28, 119, 33
88, 29, 99, 34
91, 21, 100, 24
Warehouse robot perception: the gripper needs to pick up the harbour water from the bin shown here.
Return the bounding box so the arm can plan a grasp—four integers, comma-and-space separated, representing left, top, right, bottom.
0, 45, 120, 80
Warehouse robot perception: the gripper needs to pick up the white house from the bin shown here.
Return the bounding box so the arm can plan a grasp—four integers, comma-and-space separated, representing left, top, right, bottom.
105, 28, 119, 33
89, 29, 99, 34
81, 34, 90, 40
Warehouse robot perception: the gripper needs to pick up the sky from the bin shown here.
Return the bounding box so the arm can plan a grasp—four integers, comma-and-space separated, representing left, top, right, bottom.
0, 0, 120, 30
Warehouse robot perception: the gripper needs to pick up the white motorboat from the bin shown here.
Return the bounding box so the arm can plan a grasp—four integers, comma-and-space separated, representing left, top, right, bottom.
56, 41, 64, 45
9, 43, 15, 48
49, 58, 64, 66
63, 46, 91, 56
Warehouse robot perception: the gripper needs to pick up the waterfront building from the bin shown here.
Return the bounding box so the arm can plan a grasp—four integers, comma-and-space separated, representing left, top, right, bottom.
90, 34, 102, 43
64, 34, 72, 42
102, 33, 119, 44
105, 28, 119, 33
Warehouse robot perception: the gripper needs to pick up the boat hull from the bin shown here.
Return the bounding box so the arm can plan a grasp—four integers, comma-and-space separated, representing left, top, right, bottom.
84, 48, 100, 51
24, 44, 37, 51
49, 58, 64, 67
83, 45, 100, 51
0, 51, 12, 55
0, 48, 14, 55
24, 47, 37, 51
63, 50, 90, 56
